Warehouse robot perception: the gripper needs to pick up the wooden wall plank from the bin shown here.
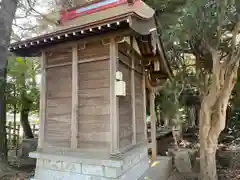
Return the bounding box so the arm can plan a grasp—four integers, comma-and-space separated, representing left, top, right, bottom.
76, 43, 111, 151
45, 54, 72, 148
47, 66, 72, 99
78, 70, 109, 81
78, 141, 110, 152
78, 60, 109, 73
78, 97, 109, 106
78, 41, 109, 60
78, 132, 111, 142
118, 58, 133, 150
78, 88, 109, 99
78, 79, 110, 90
77, 118, 110, 133
135, 65, 145, 143
46, 50, 72, 66
142, 72, 147, 141
78, 105, 110, 115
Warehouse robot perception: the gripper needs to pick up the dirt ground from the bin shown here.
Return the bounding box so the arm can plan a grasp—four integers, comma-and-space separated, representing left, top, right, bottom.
218, 167, 240, 180
0, 168, 34, 180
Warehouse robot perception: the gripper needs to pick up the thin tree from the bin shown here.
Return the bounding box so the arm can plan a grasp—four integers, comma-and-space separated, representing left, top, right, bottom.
0, 0, 18, 167
145, 0, 240, 179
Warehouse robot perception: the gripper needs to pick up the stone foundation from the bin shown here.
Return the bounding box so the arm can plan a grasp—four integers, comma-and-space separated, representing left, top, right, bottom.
30, 146, 149, 180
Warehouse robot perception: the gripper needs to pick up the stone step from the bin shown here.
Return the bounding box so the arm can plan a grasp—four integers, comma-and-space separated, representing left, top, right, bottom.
139, 156, 172, 180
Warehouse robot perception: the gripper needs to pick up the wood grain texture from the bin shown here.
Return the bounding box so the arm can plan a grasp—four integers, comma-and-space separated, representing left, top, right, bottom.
77, 117, 110, 133
78, 41, 109, 60
77, 141, 110, 152
109, 38, 119, 153
71, 46, 78, 149
77, 44, 111, 151
45, 58, 72, 148
142, 71, 147, 141
78, 105, 110, 115
131, 41, 137, 146
46, 49, 72, 66
78, 60, 109, 73
47, 66, 72, 99
118, 59, 133, 149
38, 52, 47, 149
135, 70, 145, 143
78, 88, 109, 99
78, 96, 109, 106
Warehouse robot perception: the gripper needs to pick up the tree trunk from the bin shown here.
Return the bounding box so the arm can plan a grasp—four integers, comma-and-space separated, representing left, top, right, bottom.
20, 108, 34, 139
199, 102, 219, 180
199, 61, 239, 180
0, 0, 18, 166
189, 106, 196, 127
0, 68, 7, 163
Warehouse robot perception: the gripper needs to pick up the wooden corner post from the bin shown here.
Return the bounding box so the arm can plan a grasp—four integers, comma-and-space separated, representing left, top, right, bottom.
38, 51, 47, 150
110, 37, 120, 155
131, 37, 137, 146
142, 72, 147, 141
71, 45, 78, 149
150, 89, 157, 161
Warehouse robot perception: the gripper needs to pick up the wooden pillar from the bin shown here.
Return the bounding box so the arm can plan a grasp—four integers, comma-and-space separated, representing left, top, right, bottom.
142, 72, 147, 141
71, 45, 78, 149
131, 39, 136, 146
190, 107, 196, 127
150, 89, 157, 161
110, 38, 120, 154
38, 51, 47, 150
164, 118, 169, 127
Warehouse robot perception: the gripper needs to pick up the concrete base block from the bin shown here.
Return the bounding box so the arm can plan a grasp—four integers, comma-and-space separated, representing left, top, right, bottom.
30, 146, 149, 180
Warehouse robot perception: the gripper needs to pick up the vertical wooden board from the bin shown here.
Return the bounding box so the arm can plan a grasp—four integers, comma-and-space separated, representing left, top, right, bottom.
135, 71, 145, 143
45, 64, 72, 148
77, 117, 110, 133
77, 45, 111, 151
77, 141, 110, 152
78, 41, 109, 60
78, 60, 109, 73
46, 49, 72, 66
118, 60, 133, 149
47, 66, 72, 98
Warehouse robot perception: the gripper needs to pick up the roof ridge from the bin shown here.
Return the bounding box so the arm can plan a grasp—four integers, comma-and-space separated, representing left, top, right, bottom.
60, 0, 132, 24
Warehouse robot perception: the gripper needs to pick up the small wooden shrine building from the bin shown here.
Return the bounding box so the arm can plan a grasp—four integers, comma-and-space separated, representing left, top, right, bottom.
9, 0, 172, 179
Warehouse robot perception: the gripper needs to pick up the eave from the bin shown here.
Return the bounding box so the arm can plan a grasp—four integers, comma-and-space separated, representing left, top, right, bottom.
9, 17, 131, 57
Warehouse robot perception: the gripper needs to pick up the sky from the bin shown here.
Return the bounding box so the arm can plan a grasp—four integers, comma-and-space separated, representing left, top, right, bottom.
14, 0, 56, 40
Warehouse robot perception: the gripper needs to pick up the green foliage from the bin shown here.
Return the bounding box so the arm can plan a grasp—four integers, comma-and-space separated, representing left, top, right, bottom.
146, 0, 240, 113
6, 56, 40, 115
155, 73, 186, 125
